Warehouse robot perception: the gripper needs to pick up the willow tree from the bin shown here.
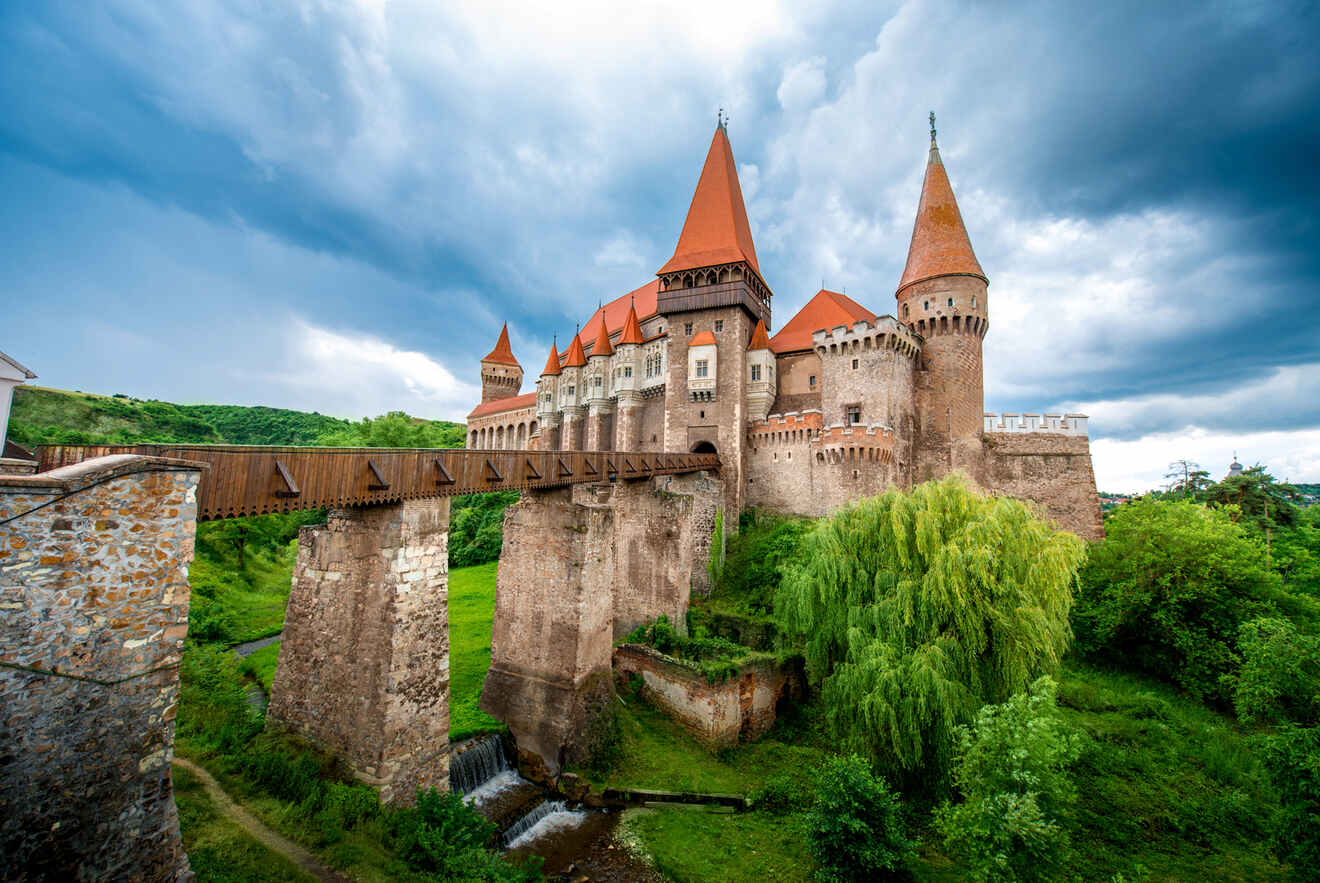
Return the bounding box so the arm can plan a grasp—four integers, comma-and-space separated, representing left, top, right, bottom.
775, 475, 1085, 786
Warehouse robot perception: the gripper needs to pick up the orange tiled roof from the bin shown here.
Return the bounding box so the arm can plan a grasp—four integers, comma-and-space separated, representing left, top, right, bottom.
769, 289, 876, 354
617, 303, 645, 345
541, 342, 561, 376
589, 316, 614, 357
657, 126, 761, 277
481, 323, 520, 367
575, 279, 661, 350
688, 331, 717, 347
897, 139, 986, 293
563, 333, 588, 367
747, 319, 771, 350
468, 391, 536, 419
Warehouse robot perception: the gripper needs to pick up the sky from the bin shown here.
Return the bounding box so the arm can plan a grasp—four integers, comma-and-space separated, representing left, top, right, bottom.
2, 0, 1318, 493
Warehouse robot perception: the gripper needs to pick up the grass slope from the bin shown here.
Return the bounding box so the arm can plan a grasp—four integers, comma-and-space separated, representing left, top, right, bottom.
624, 808, 813, 883
449, 562, 504, 740
239, 643, 281, 694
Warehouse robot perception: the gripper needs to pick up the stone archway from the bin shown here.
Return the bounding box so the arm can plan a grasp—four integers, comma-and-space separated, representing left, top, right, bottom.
691, 440, 717, 455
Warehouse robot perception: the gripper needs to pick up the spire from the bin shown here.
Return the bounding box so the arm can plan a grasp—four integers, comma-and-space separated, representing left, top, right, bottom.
657, 124, 761, 277
481, 323, 521, 366
541, 340, 561, 376
747, 318, 772, 351
589, 315, 614, 357
617, 301, 645, 345
563, 327, 588, 367
897, 116, 986, 294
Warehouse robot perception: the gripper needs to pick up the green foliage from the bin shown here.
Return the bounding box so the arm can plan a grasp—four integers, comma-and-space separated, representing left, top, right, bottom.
710, 509, 809, 617
1203, 465, 1302, 535
775, 476, 1083, 786
177, 642, 262, 755
389, 789, 542, 882
936, 677, 1082, 882
1074, 498, 1281, 703
448, 562, 505, 740
749, 769, 816, 815
1233, 617, 1320, 726
707, 507, 726, 588
805, 754, 914, 882
1275, 506, 1320, 597
239, 641, 281, 694
623, 808, 815, 883
1258, 724, 1320, 878
623, 615, 774, 684
315, 410, 465, 448
449, 491, 519, 568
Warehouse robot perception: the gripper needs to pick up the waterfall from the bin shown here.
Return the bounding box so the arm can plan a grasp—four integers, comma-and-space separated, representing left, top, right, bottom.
450, 737, 510, 795
500, 800, 586, 849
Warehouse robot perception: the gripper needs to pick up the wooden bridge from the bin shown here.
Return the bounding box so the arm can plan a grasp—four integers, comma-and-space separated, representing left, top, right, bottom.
34, 445, 720, 521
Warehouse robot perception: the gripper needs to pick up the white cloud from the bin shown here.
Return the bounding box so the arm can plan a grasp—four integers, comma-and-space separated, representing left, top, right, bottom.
777, 57, 827, 111
1092, 427, 1320, 494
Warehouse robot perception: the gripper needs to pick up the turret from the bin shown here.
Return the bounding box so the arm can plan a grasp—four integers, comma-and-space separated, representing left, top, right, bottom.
480, 323, 523, 404
586, 316, 614, 406
745, 319, 775, 422
897, 114, 988, 478
614, 301, 644, 401
536, 340, 562, 450
559, 330, 588, 450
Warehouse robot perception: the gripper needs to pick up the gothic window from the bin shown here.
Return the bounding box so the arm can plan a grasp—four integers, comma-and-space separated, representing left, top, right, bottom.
624, 366, 632, 377
715, 320, 723, 332
903, 303, 910, 318
751, 364, 761, 381
695, 359, 709, 378
685, 322, 693, 336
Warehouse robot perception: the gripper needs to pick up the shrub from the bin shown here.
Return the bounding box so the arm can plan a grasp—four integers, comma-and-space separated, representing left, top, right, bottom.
714, 511, 809, 615
1233, 617, 1320, 726
1073, 498, 1279, 703
389, 788, 542, 881
936, 677, 1082, 882
1259, 724, 1320, 879
805, 755, 914, 881
750, 769, 815, 815
176, 642, 261, 754
776, 475, 1083, 787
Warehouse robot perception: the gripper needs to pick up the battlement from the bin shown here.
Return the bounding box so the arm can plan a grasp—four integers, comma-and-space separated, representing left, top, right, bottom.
811, 316, 920, 360
748, 409, 823, 442
812, 421, 896, 466
984, 413, 1089, 436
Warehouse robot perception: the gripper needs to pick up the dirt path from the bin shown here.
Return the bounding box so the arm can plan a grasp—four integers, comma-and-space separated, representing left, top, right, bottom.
172, 757, 352, 883
231, 633, 282, 658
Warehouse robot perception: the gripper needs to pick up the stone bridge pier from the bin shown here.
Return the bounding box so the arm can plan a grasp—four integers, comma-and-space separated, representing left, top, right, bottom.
267, 499, 451, 806
481, 471, 722, 778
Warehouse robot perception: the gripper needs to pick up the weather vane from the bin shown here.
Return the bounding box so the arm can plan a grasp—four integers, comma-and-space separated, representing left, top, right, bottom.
718, 107, 728, 131
929, 110, 937, 144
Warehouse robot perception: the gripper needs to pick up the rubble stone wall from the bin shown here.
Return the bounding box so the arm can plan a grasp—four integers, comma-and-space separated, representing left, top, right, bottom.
983, 433, 1104, 542
268, 499, 451, 805
0, 455, 202, 881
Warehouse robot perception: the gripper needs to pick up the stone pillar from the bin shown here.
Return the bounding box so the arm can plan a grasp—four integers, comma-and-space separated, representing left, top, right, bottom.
268, 498, 450, 805
1, 455, 203, 881
561, 408, 585, 451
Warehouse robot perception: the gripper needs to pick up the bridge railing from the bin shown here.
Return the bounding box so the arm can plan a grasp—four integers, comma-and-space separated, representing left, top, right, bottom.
33, 445, 720, 521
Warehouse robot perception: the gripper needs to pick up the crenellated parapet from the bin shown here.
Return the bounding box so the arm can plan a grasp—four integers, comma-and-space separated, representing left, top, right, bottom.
812, 421, 896, 465
811, 316, 921, 361
984, 412, 1089, 437
747, 409, 823, 444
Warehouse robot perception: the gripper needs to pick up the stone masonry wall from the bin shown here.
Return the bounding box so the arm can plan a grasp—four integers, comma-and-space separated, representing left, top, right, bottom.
268, 499, 450, 805
612, 645, 796, 747
1, 455, 202, 881
982, 433, 1104, 542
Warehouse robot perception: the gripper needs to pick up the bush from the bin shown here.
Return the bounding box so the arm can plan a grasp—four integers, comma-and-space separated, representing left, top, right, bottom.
714, 511, 809, 615
1074, 498, 1279, 703
776, 476, 1083, 787
805, 755, 914, 881
176, 642, 261, 754
389, 788, 542, 881
936, 677, 1082, 882
1259, 725, 1320, 879
750, 769, 815, 815
1233, 617, 1320, 726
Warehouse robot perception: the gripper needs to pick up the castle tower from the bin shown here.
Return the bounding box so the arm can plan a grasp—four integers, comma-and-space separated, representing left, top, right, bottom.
480, 323, 524, 404
896, 115, 989, 480
536, 341, 562, 451
585, 316, 615, 450
656, 117, 771, 517
613, 302, 645, 451
745, 319, 775, 423
559, 331, 588, 450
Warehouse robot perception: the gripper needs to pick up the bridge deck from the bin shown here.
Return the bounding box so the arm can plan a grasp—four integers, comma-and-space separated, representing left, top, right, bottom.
33, 445, 720, 521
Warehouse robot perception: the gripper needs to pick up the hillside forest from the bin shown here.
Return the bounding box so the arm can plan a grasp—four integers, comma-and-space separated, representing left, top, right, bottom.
9, 384, 1320, 881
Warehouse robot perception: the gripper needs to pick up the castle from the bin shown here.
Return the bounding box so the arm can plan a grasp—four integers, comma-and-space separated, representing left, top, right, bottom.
466, 119, 1102, 540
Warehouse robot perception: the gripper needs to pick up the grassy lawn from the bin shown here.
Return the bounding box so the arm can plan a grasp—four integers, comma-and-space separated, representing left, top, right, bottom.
448, 562, 504, 740
239, 642, 280, 694
189, 547, 296, 645
623, 807, 814, 882
173, 765, 315, 883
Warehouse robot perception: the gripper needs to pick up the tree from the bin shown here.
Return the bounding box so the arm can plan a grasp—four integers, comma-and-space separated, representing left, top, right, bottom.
1073, 498, 1279, 702
936, 677, 1082, 882
1202, 466, 1302, 564
775, 475, 1084, 787
805, 755, 914, 882
1233, 617, 1320, 727
316, 411, 466, 448
1164, 459, 1211, 498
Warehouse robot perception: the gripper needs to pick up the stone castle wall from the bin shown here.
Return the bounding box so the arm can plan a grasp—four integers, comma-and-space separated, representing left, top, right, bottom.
982, 433, 1104, 542
268, 499, 451, 805
1, 455, 202, 881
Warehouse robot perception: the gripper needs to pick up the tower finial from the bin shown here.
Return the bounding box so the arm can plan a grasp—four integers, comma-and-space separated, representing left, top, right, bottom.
717, 107, 728, 131
929, 110, 937, 145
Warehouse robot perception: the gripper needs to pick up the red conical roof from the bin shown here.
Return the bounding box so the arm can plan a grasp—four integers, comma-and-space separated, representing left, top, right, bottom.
657, 125, 761, 277
897, 136, 986, 294
589, 315, 614, 357
541, 342, 561, 376
563, 332, 588, 368
617, 303, 645, 345
747, 318, 771, 351
482, 323, 521, 367
769, 289, 875, 354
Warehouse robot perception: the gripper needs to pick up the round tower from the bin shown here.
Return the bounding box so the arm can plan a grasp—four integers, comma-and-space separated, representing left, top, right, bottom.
480, 323, 524, 404
897, 115, 989, 480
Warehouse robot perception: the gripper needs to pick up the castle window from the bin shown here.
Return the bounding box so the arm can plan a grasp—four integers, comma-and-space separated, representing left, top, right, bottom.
972, 296, 977, 308
847, 406, 861, 425
695, 359, 709, 378
923, 301, 929, 310
948, 297, 954, 307
751, 364, 761, 381
903, 304, 910, 318
685, 322, 693, 336
809, 375, 816, 388
715, 320, 723, 332
567, 385, 575, 396
852, 359, 859, 370
624, 366, 632, 378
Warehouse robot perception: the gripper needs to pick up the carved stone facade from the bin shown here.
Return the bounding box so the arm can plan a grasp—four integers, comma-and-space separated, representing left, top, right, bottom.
467, 123, 1102, 541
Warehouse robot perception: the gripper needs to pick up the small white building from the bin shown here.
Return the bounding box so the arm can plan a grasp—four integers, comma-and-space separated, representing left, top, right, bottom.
0, 351, 37, 466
